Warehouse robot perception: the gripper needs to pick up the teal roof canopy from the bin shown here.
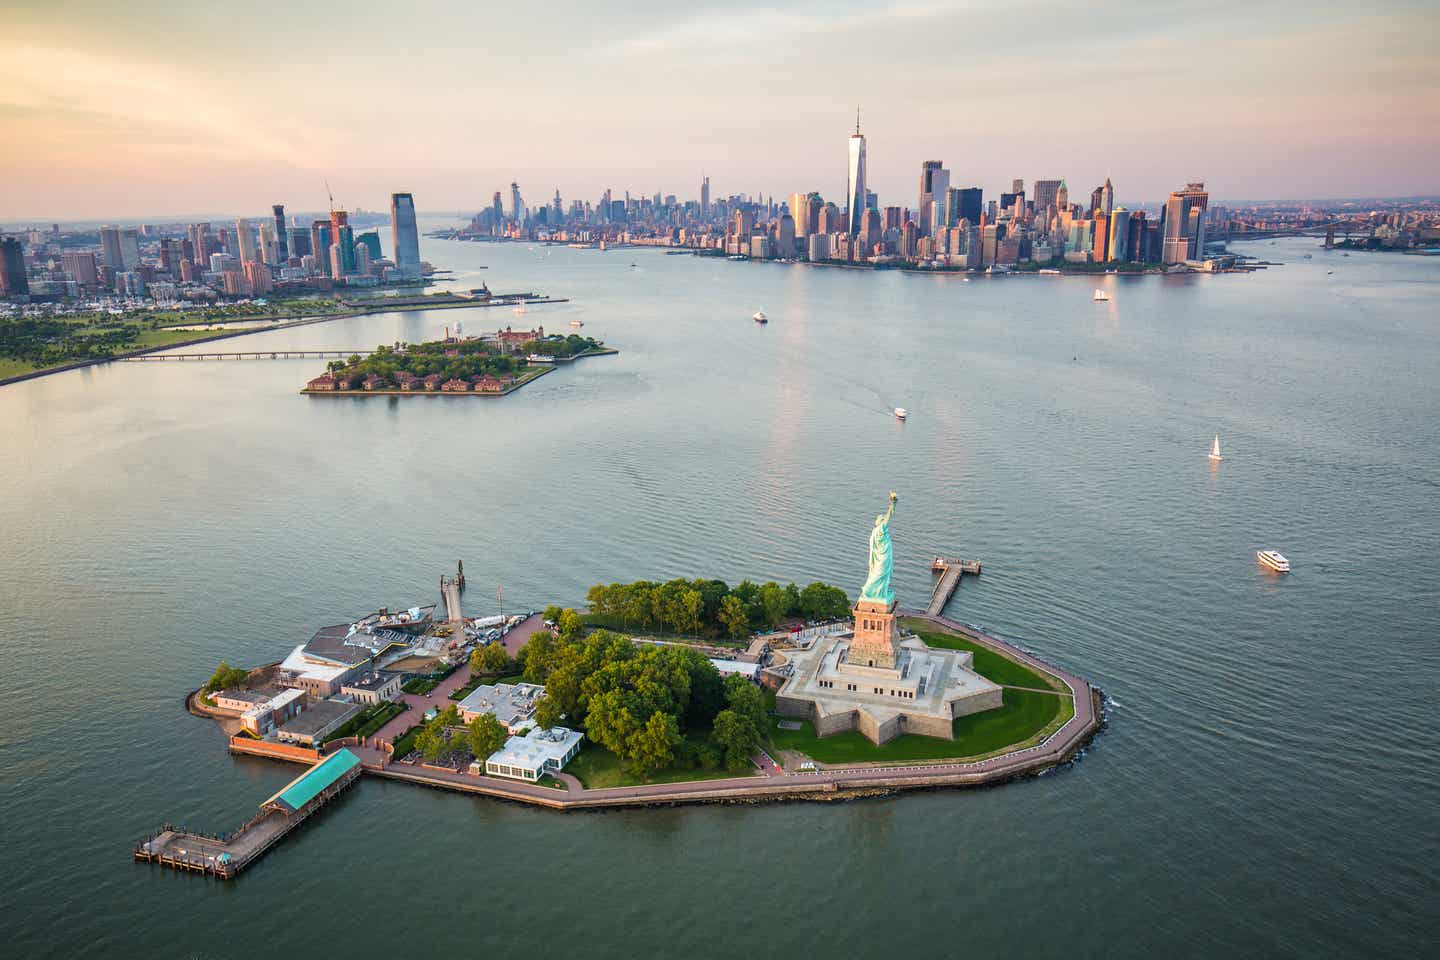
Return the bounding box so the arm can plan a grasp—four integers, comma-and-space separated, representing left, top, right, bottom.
264, 748, 361, 814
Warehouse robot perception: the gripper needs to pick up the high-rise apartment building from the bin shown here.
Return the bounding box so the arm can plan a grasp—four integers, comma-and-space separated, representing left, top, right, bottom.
0, 236, 28, 296
310, 220, 334, 276
235, 218, 258, 265
188, 224, 213, 267
62, 250, 99, 286
846, 113, 867, 238
391, 192, 421, 279
271, 204, 288, 260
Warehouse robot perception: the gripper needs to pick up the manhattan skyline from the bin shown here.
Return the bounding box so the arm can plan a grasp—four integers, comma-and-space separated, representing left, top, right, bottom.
3, 0, 1438, 219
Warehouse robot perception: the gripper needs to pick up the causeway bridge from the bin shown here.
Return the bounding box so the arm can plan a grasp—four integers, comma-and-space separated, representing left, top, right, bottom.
121, 349, 369, 362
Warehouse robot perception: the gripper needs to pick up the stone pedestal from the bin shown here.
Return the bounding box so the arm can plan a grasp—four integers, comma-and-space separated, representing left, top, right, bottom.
849, 598, 899, 670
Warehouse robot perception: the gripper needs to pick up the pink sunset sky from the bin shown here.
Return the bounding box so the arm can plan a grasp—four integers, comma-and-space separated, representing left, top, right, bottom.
2, 0, 1437, 219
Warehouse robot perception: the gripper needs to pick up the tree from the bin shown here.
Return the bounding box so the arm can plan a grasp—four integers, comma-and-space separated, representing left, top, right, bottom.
472, 641, 509, 675
800, 581, 851, 621
556, 608, 584, 643
416, 721, 449, 761
759, 581, 789, 629
466, 713, 509, 760
627, 711, 682, 776
204, 661, 250, 693
710, 709, 760, 771
534, 693, 564, 730
718, 595, 749, 640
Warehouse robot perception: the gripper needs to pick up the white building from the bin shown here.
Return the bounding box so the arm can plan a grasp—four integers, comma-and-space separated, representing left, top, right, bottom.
478, 726, 584, 782
341, 672, 402, 705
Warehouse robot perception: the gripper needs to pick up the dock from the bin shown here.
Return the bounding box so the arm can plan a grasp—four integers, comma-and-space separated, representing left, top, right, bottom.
133, 748, 362, 879
927, 556, 982, 616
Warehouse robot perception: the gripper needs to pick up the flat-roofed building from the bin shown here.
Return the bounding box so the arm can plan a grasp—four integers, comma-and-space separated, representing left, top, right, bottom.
212, 688, 277, 713
275, 698, 361, 746
240, 688, 307, 736
478, 726, 584, 781
456, 681, 545, 732
341, 672, 402, 705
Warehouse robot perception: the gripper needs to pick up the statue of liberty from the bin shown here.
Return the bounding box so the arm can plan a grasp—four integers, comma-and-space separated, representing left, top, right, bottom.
858, 492, 898, 605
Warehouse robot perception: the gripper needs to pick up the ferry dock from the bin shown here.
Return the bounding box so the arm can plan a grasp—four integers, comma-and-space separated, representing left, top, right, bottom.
133, 748, 362, 879
927, 556, 981, 615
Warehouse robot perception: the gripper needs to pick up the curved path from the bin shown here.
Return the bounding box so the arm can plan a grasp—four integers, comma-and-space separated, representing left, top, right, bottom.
337, 612, 1101, 810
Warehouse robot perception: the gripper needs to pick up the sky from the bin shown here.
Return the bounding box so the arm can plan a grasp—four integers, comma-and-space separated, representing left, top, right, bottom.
1, 0, 1438, 220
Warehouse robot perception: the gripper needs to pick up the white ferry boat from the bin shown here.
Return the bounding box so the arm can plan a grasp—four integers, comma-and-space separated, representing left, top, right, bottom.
525, 354, 556, 364
1257, 550, 1291, 573
1093, 289, 1110, 301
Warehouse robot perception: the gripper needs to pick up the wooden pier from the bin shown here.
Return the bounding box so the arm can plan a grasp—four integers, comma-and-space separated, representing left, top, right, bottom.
133, 749, 362, 880
927, 556, 982, 616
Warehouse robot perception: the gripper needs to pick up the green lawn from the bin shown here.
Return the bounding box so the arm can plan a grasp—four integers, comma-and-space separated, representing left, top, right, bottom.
768, 688, 1073, 765
402, 677, 439, 695
390, 722, 425, 758
322, 700, 407, 744
899, 619, 1061, 691
566, 741, 752, 789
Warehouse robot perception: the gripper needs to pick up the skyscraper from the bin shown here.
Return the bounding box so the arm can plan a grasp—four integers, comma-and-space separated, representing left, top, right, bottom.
0, 236, 28, 296
917, 161, 950, 236
271, 204, 288, 260
1161, 182, 1209, 264
1107, 207, 1131, 262
329, 209, 355, 273
390, 192, 421, 279
509, 182, 523, 223
952, 187, 983, 226
846, 112, 867, 238
100, 226, 124, 270
118, 229, 140, 270
235, 218, 258, 265
310, 220, 333, 276
700, 176, 710, 217
1056, 180, 1069, 210
1100, 177, 1114, 217
188, 223, 213, 267
1033, 180, 1062, 212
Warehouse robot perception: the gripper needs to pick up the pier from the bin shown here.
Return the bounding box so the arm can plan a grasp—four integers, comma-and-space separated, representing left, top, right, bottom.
927, 556, 982, 616
134, 748, 362, 879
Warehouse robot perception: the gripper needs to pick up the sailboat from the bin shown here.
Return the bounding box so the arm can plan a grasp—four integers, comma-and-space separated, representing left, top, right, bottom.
1208, 435, 1223, 462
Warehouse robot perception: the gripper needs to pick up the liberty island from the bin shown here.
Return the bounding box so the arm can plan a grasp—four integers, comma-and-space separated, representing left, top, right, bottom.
133, 492, 1100, 879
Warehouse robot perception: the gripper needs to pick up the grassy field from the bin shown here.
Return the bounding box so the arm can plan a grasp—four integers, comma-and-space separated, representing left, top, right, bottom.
899, 618, 1062, 691
566, 740, 752, 789
401, 678, 440, 695
769, 688, 1073, 765
322, 700, 407, 745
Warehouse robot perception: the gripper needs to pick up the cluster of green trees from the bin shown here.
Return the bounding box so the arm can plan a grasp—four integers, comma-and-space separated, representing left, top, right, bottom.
203, 661, 250, 693
584, 578, 851, 639
411, 704, 511, 763
1, 317, 141, 367
523, 334, 602, 358
520, 628, 766, 774
469, 641, 511, 675
325, 339, 523, 385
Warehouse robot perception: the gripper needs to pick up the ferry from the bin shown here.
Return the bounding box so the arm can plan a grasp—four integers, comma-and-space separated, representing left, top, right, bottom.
894, 407, 908, 421
1039, 268, 1061, 275
1093, 289, 1110, 301
753, 310, 768, 324
1257, 550, 1290, 573
526, 354, 556, 364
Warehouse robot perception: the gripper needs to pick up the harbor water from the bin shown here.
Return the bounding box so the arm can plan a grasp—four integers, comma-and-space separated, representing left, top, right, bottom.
1, 229, 1436, 957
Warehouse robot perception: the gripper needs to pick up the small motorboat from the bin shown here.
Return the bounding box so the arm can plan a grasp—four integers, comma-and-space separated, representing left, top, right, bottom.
1093, 289, 1110, 301
569, 319, 584, 327
894, 407, 907, 421
753, 311, 768, 324
1257, 550, 1290, 573
1208, 435, 1223, 462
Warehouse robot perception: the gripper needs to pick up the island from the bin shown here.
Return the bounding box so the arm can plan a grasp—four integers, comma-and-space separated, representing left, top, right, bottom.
301, 327, 616, 396
135, 496, 1102, 880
